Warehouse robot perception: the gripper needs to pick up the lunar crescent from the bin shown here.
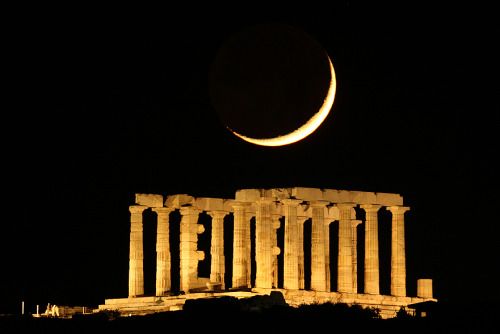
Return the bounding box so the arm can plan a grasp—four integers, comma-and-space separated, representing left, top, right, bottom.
229, 54, 336, 147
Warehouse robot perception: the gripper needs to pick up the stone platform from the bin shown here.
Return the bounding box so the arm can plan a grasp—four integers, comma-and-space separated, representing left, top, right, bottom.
99, 289, 436, 319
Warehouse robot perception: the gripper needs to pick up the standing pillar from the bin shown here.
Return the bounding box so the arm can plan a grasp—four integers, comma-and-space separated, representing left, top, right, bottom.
209, 210, 228, 288
179, 206, 203, 293
255, 198, 274, 288
282, 199, 302, 290
152, 207, 174, 296
232, 202, 252, 288
361, 204, 381, 295
128, 205, 147, 297
310, 201, 329, 291
351, 219, 362, 293
271, 214, 281, 288
337, 203, 356, 293
298, 216, 307, 290
387, 206, 410, 297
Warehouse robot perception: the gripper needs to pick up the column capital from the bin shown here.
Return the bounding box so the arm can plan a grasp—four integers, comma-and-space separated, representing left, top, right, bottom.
208, 210, 229, 219
179, 206, 201, 216
335, 203, 357, 210
360, 204, 382, 212
129, 205, 148, 214
351, 219, 362, 227
231, 201, 251, 210
152, 207, 174, 215
309, 200, 330, 208
386, 206, 410, 214
281, 198, 303, 206
255, 197, 275, 204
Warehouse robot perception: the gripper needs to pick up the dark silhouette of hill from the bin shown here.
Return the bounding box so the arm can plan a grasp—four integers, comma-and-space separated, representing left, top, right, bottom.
1, 299, 498, 333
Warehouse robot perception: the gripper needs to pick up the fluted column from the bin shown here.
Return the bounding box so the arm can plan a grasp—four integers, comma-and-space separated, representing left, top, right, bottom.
128, 205, 147, 297
337, 203, 356, 293
232, 202, 252, 288
388, 206, 410, 297
209, 210, 228, 288
152, 207, 174, 296
298, 216, 307, 290
351, 219, 362, 293
255, 198, 274, 288
361, 204, 381, 295
310, 201, 329, 291
271, 214, 281, 288
179, 206, 203, 293
282, 199, 302, 290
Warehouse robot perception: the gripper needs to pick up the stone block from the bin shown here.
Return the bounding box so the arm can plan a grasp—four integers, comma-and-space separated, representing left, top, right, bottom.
235, 189, 262, 202
375, 192, 403, 206
270, 188, 293, 200
194, 197, 225, 211
291, 187, 323, 201
135, 193, 164, 208
165, 194, 195, 208
350, 191, 377, 204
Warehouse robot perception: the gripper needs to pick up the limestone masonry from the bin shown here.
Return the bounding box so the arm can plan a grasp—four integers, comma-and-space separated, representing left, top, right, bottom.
100, 187, 436, 318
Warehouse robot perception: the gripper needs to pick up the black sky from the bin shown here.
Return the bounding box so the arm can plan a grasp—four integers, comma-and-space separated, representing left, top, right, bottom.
3, 4, 498, 314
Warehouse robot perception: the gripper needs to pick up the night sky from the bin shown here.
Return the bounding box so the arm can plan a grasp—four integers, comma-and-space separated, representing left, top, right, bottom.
3, 4, 498, 314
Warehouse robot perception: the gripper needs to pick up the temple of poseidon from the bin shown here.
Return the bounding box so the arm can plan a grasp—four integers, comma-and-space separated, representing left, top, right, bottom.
99, 187, 436, 318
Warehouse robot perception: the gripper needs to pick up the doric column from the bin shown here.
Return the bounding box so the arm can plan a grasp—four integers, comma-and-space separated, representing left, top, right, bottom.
208, 210, 228, 288
271, 214, 281, 288
152, 207, 174, 296
255, 198, 274, 288
232, 202, 252, 288
360, 204, 381, 295
179, 206, 202, 293
387, 206, 410, 297
310, 201, 329, 292
282, 199, 302, 290
128, 205, 147, 297
337, 203, 356, 293
297, 216, 307, 290
351, 219, 362, 293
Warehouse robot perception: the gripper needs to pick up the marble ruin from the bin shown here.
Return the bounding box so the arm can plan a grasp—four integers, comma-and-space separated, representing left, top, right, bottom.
100, 187, 436, 318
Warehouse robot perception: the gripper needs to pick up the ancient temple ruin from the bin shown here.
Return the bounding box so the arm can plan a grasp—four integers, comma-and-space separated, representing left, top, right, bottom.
100, 187, 436, 318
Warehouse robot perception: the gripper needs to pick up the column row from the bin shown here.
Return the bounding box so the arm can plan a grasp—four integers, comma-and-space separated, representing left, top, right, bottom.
128, 202, 410, 297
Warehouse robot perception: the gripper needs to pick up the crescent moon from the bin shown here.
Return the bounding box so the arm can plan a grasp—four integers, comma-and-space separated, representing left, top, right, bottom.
229, 54, 336, 147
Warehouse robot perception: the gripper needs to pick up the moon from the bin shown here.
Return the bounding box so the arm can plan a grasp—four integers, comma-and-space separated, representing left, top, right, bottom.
230, 57, 335, 146
209, 23, 335, 147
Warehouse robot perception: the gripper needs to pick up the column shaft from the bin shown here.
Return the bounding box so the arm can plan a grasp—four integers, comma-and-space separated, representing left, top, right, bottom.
283, 199, 302, 290
388, 206, 410, 297
271, 214, 281, 288
128, 205, 147, 297
361, 205, 381, 295
179, 207, 202, 293
209, 211, 228, 288
153, 207, 173, 296
255, 198, 274, 288
337, 203, 355, 293
351, 220, 362, 293
232, 203, 251, 288
311, 202, 329, 291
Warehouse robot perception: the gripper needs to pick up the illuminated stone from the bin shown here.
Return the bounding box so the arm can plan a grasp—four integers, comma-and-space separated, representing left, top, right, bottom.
337, 203, 356, 293
387, 206, 410, 297
255, 198, 274, 288
417, 279, 433, 298
360, 204, 382, 295
135, 193, 164, 208
152, 207, 174, 296
128, 205, 147, 297
110, 188, 435, 318
208, 210, 228, 288
310, 201, 329, 291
